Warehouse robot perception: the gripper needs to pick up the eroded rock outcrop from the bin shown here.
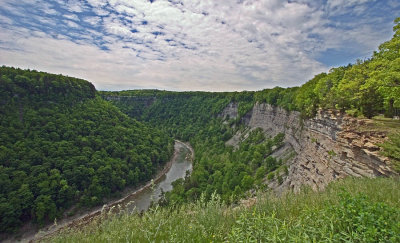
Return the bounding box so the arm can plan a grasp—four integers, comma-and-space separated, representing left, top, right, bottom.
225, 102, 397, 193
219, 102, 239, 120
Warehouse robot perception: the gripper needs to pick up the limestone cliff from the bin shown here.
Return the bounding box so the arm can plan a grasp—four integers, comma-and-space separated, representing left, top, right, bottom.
225, 102, 397, 192
219, 102, 238, 120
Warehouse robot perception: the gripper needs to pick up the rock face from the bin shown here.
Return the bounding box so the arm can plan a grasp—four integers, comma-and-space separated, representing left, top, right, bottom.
219, 102, 239, 120
226, 102, 397, 192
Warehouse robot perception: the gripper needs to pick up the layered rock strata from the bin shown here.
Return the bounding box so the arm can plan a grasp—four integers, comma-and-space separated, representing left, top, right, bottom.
226, 103, 396, 192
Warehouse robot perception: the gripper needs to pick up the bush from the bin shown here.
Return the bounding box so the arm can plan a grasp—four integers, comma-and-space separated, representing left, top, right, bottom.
267, 172, 275, 180
327, 191, 400, 242
229, 190, 400, 242
48, 177, 400, 243
277, 175, 283, 184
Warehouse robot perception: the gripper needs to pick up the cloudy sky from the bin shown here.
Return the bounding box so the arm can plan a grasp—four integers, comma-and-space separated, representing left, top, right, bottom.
0, 0, 399, 91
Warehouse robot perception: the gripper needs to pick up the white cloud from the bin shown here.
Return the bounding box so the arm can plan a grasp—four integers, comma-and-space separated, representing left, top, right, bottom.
64, 14, 80, 21
0, 0, 398, 91
103, 17, 132, 36
326, 0, 374, 14
64, 20, 80, 29
0, 15, 13, 25
64, 0, 86, 13
40, 2, 59, 15
86, 0, 108, 8
83, 16, 102, 25
114, 5, 142, 17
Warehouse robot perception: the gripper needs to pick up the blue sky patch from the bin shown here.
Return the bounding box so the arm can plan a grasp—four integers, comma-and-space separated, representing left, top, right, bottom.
0, 0, 399, 91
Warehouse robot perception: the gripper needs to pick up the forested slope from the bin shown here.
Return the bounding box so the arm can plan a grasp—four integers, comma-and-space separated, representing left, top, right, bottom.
2, 14, 399, 242
103, 17, 400, 205
102, 91, 288, 204
0, 67, 174, 233
254, 17, 400, 119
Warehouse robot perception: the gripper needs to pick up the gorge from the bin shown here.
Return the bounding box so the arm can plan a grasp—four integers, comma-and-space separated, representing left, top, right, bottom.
1, 16, 400, 242
223, 102, 397, 192
105, 94, 398, 196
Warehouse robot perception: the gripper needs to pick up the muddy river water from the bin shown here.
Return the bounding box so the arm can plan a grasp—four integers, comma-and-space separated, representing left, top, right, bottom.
122, 141, 192, 212
14, 140, 193, 242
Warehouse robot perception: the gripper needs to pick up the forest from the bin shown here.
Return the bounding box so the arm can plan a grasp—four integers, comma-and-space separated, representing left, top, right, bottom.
0, 67, 174, 232
104, 17, 400, 205
104, 91, 286, 204
1, 17, 399, 239
105, 16, 400, 121
255, 17, 400, 119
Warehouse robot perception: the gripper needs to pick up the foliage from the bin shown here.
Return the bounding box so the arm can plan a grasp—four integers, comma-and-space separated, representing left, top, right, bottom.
327, 191, 400, 242
165, 130, 284, 203
0, 66, 96, 105
0, 67, 173, 232
105, 16, 400, 202
380, 133, 400, 172
3, 16, 400, 237
108, 90, 285, 204
228, 192, 400, 242
251, 17, 400, 119
48, 177, 400, 243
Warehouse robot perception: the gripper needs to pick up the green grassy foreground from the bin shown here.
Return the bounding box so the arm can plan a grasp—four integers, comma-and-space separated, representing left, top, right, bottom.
48, 177, 400, 242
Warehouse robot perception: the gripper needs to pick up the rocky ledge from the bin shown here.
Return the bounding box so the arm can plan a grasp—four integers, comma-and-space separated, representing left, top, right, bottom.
225, 102, 397, 193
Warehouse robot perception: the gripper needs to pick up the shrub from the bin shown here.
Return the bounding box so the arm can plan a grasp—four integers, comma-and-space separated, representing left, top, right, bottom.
267, 172, 275, 180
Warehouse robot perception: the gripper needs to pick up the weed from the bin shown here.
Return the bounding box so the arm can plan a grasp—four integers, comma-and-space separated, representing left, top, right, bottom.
48, 177, 400, 243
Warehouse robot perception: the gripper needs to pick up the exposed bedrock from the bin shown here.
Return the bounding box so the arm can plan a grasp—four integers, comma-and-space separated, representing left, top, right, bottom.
225, 102, 397, 192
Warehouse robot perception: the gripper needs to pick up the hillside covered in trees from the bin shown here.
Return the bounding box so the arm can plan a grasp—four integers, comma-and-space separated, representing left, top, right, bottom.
1, 16, 399, 242
105, 17, 400, 121
0, 67, 174, 232
103, 17, 400, 205
256, 17, 400, 119
103, 91, 287, 204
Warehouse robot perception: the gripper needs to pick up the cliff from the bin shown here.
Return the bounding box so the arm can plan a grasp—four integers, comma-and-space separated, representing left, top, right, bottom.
225, 102, 397, 192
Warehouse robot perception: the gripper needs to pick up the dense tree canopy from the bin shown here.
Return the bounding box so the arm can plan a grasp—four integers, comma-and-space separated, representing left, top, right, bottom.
105, 17, 400, 206
0, 67, 173, 232
2, 16, 399, 236
106, 91, 286, 204
254, 17, 400, 119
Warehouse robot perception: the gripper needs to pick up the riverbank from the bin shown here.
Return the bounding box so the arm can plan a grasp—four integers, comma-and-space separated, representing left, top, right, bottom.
177, 140, 194, 161
9, 140, 193, 243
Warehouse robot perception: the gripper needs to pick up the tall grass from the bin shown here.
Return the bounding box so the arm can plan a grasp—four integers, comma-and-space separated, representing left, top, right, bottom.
48, 177, 400, 243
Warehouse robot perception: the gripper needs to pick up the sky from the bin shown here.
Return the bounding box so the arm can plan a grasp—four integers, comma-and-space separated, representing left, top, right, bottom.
0, 0, 399, 91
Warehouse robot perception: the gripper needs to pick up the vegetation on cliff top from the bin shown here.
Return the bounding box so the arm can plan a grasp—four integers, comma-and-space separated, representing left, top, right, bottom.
103, 17, 400, 206
49, 177, 400, 243
1, 16, 399, 240
103, 19, 400, 201
254, 17, 400, 119
104, 17, 400, 120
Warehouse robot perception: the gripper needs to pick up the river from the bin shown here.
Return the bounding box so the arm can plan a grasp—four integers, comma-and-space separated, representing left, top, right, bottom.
14, 140, 193, 243
121, 140, 192, 212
